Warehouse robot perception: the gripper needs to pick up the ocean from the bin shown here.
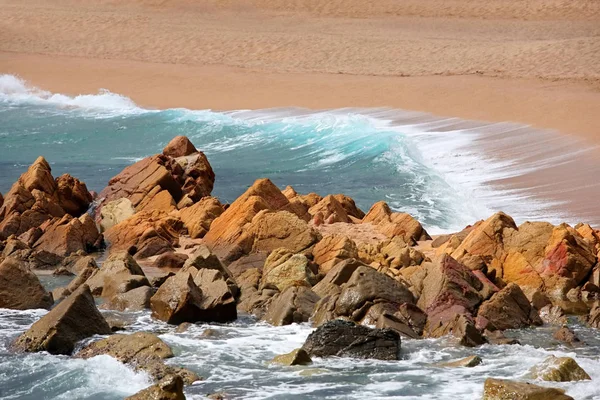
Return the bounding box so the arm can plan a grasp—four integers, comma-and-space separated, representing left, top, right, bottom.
1, 74, 600, 399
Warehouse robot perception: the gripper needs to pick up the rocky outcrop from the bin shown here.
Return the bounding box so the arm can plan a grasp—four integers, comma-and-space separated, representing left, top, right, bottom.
76, 331, 198, 384
203, 178, 314, 261
96, 137, 214, 217
362, 201, 430, 243
125, 375, 185, 400
263, 286, 320, 326
302, 320, 400, 361
261, 248, 317, 292
13, 285, 111, 355
0, 157, 94, 241
178, 197, 224, 239
0, 257, 53, 310
444, 213, 596, 298
308, 195, 351, 224
482, 378, 574, 400
476, 283, 542, 331
104, 210, 182, 259
529, 355, 590, 382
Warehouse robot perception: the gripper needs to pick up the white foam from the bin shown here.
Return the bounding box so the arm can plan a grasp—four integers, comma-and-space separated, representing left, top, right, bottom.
0, 74, 146, 116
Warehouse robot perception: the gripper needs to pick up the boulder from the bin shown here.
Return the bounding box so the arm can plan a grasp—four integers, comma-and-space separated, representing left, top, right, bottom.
362, 201, 430, 242
150, 273, 204, 325
270, 348, 312, 366
182, 245, 234, 281
312, 235, 358, 274
476, 283, 542, 331
263, 286, 320, 326
311, 258, 363, 298
553, 326, 581, 345
302, 320, 400, 361
426, 313, 487, 347
482, 378, 574, 400
261, 248, 317, 292
529, 355, 591, 382
586, 302, 600, 328
189, 268, 237, 322
332, 194, 365, 219
99, 198, 136, 232
125, 375, 185, 400
33, 213, 101, 256
102, 286, 154, 311
0, 257, 53, 310
178, 197, 224, 238
153, 252, 189, 269
13, 285, 111, 355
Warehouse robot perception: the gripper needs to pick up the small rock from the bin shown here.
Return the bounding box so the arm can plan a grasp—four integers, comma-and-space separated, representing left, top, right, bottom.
529, 355, 591, 382
482, 378, 574, 400
436, 355, 482, 368
0, 257, 53, 310
125, 375, 185, 400
270, 348, 312, 366
553, 326, 581, 345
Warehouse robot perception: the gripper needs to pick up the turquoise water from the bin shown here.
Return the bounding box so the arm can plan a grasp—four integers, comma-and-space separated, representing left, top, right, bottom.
0, 77, 476, 232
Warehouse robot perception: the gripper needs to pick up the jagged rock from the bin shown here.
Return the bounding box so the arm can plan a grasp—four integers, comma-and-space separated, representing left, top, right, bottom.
302, 320, 400, 361
539, 304, 568, 325
427, 313, 487, 347
55, 174, 93, 216
228, 253, 267, 278
178, 197, 224, 238
13, 285, 111, 355
163, 135, 198, 158
84, 251, 147, 296
270, 348, 312, 366
99, 198, 136, 232
261, 248, 317, 292
362, 201, 430, 242
483, 329, 520, 345
182, 245, 234, 281
476, 283, 542, 331
0, 257, 53, 310
311, 258, 363, 298
104, 210, 182, 258
372, 303, 427, 339
529, 355, 591, 382
553, 326, 581, 345
312, 235, 358, 274
125, 375, 185, 400
102, 286, 155, 311
586, 302, 600, 328
33, 213, 101, 256
332, 194, 365, 219
308, 195, 350, 223
153, 252, 189, 269
0, 191, 3, 209
189, 268, 237, 322
436, 355, 482, 368
263, 286, 320, 326
203, 179, 311, 261
482, 378, 574, 400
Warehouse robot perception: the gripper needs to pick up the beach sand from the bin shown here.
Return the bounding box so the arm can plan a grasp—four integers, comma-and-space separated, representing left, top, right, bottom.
1, 0, 599, 141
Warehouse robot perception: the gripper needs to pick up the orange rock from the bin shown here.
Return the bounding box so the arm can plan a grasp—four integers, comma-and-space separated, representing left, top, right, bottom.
333, 194, 365, 219
204, 179, 308, 259
0, 191, 4, 209
33, 213, 101, 257
19, 156, 56, 195
308, 195, 350, 224
362, 201, 430, 243
178, 197, 224, 239
137, 188, 176, 213
55, 174, 93, 216
104, 210, 182, 258
313, 235, 358, 274
162, 135, 198, 158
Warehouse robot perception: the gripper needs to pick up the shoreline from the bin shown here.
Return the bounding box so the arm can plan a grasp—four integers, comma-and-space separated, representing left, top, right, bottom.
2, 52, 600, 147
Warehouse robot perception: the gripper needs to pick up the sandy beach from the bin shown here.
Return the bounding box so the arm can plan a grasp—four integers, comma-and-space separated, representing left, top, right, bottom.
1, 0, 599, 142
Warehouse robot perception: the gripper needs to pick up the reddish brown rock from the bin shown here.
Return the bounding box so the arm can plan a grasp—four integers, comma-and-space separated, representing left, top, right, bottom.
103, 286, 155, 311
476, 283, 542, 331
150, 273, 204, 325
263, 286, 320, 326
55, 174, 93, 216
13, 285, 111, 355
163, 135, 198, 158
362, 201, 430, 243
0, 191, 3, 209
33, 213, 101, 257
84, 251, 146, 295
153, 252, 189, 269
308, 195, 350, 224
333, 194, 365, 219
178, 197, 224, 239
0, 257, 53, 310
